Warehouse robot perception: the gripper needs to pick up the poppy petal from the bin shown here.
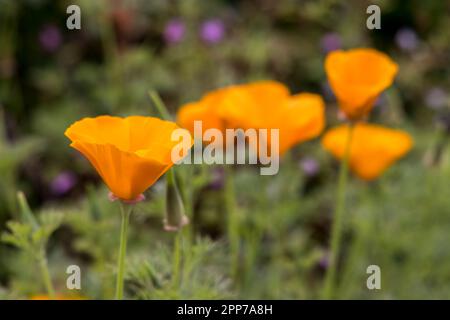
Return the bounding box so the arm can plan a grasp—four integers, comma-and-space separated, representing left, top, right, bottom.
322, 123, 413, 180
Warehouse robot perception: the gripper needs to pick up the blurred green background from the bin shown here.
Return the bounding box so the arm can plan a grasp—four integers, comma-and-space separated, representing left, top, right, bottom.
0, 0, 449, 299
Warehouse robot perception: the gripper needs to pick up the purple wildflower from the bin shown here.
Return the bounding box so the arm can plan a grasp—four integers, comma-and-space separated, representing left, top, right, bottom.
51, 171, 77, 196
208, 167, 225, 190
320, 32, 341, 54
164, 19, 185, 44
300, 157, 320, 177
200, 19, 225, 44
39, 24, 62, 53
319, 252, 329, 270
395, 28, 419, 52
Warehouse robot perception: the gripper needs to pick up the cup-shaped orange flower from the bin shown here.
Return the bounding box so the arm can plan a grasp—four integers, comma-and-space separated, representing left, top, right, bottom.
65, 116, 192, 201
325, 48, 398, 120
177, 81, 325, 155
322, 123, 413, 180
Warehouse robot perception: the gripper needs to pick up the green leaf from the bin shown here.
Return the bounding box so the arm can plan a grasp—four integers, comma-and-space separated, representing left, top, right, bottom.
17, 191, 39, 230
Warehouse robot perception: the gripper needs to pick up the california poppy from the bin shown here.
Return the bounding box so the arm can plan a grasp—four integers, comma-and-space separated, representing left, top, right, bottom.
322, 123, 413, 180
325, 48, 398, 120
177, 81, 325, 155
65, 115, 192, 201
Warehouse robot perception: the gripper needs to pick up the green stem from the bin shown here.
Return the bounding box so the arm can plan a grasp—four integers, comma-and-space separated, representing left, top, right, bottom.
184, 165, 195, 245
172, 230, 182, 288
224, 165, 239, 281
97, 1, 121, 111
322, 123, 355, 299
148, 90, 172, 121
38, 252, 55, 299
115, 203, 132, 300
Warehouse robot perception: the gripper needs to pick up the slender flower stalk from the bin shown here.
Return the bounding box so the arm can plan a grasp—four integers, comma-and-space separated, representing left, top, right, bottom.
115, 203, 133, 300
148, 90, 172, 121
322, 122, 354, 299
38, 252, 55, 299
224, 165, 239, 280
172, 230, 183, 288
98, 1, 122, 106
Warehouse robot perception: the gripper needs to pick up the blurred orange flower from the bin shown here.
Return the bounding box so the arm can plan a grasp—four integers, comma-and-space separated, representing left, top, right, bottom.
177, 88, 228, 133
322, 123, 413, 180
325, 48, 398, 120
65, 116, 192, 201
215, 81, 291, 129
177, 81, 325, 155
31, 294, 84, 300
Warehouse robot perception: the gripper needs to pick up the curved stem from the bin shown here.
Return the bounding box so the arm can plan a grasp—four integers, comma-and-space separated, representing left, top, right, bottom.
322, 123, 355, 299
38, 252, 55, 299
115, 203, 132, 300
148, 90, 172, 121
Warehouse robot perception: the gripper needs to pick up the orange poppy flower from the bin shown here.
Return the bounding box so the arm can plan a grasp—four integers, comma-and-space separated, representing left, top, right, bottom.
322, 123, 413, 180
65, 116, 192, 201
177, 81, 325, 155
177, 81, 290, 132
219, 89, 325, 155
325, 48, 398, 120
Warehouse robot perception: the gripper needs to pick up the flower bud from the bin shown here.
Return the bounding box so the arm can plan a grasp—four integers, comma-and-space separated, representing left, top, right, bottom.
164, 169, 189, 232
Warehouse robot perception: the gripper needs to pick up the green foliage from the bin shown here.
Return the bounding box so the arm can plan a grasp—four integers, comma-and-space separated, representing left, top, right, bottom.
125, 238, 233, 299
1, 193, 62, 259
0, 110, 45, 218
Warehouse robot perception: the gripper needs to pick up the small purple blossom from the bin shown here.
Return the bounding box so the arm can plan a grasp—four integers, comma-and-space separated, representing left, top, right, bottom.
320, 32, 341, 54
164, 19, 185, 44
38, 24, 62, 53
395, 28, 419, 52
200, 19, 225, 44
319, 252, 329, 270
208, 167, 225, 190
425, 88, 447, 110
51, 171, 77, 196
300, 157, 320, 177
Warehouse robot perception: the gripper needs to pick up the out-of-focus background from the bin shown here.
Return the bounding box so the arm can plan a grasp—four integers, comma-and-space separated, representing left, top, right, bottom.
0, 0, 450, 299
